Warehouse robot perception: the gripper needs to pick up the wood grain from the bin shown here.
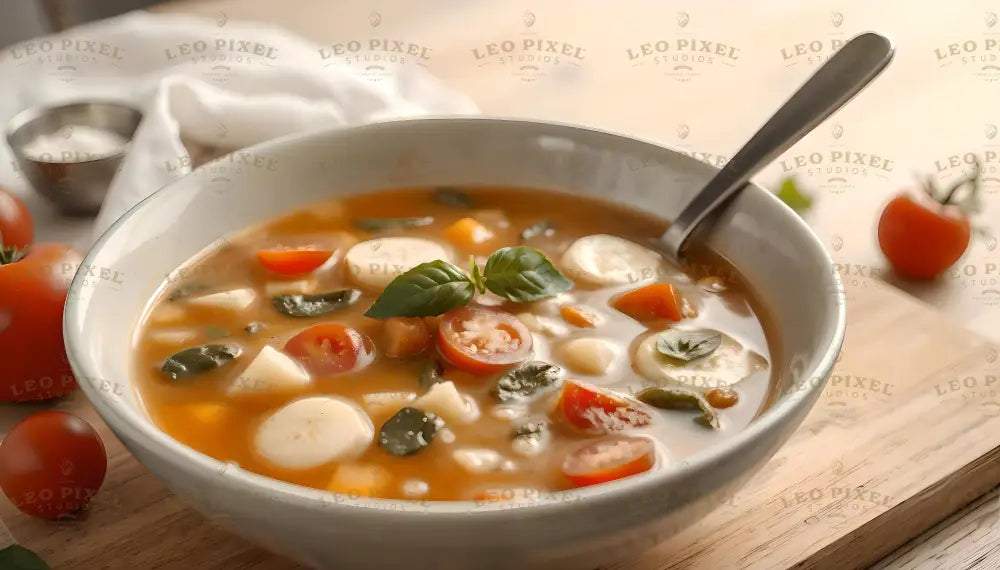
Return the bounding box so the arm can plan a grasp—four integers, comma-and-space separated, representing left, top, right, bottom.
2, 278, 999, 569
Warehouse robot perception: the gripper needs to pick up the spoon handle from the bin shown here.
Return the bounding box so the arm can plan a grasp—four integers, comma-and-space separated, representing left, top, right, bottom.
659, 32, 895, 261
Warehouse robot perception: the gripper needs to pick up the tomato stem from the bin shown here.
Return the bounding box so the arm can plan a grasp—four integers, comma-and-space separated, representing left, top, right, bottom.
939, 157, 981, 208
0, 231, 26, 266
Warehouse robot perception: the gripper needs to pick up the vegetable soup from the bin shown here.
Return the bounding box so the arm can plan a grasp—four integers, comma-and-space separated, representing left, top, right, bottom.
133, 187, 776, 502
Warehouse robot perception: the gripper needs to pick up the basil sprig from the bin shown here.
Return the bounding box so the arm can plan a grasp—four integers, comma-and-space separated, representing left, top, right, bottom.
363, 246, 573, 319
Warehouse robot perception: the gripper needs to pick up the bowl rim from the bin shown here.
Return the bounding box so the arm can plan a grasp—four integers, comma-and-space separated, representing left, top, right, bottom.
64, 114, 846, 520
5, 98, 142, 165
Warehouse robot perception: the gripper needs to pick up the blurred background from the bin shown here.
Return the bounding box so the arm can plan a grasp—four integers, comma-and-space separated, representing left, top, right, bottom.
1, 1, 162, 45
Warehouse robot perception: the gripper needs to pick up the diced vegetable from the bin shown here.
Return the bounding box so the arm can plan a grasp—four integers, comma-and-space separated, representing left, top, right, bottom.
560, 234, 663, 286
434, 187, 473, 208
561, 436, 655, 488
557, 338, 615, 375
559, 305, 596, 328
442, 217, 495, 253
553, 380, 652, 434
378, 407, 440, 456
362, 392, 417, 413
482, 246, 573, 302
418, 358, 446, 391
493, 361, 561, 402
635, 387, 719, 429
412, 381, 479, 424
328, 463, 392, 498
655, 329, 722, 361
345, 237, 450, 290
186, 288, 257, 312
706, 387, 739, 409
254, 396, 374, 469
452, 448, 508, 474
161, 344, 241, 380
256, 248, 333, 275
353, 217, 434, 232
284, 324, 374, 375
611, 283, 684, 322
436, 306, 533, 374
225, 345, 311, 397
264, 279, 315, 297
383, 317, 431, 357
272, 289, 361, 318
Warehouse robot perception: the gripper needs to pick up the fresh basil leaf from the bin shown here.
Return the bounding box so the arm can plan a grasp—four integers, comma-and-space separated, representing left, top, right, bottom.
205, 326, 229, 339
636, 386, 719, 429
494, 361, 561, 402
655, 330, 722, 361
519, 220, 555, 242
0, 544, 51, 570
273, 289, 361, 318
776, 177, 812, 214
378, 407, 440, 456
434, 187, 473, 208
482, 246, 573, 303
364, 260, 474, 319
469, 257, 487, 294
419, 358, 446, 392
354, 216, 434, 232
161, 344, 241, 380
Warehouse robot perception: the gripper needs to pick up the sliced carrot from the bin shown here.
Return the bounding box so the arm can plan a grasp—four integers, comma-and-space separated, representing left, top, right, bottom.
383, 317, 431, 358
560, 305, 597, 328
442, 217, 494, 253
611, 282, 684, 322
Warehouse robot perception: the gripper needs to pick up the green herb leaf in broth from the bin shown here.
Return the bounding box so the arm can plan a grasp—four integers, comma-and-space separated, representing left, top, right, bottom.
494, 361, 562, 402
482, 246, 573, 303
0, 544, 51, 570
161, 344, 241, 380
272, 289, 362, 318
434, 187, 473, 208
363, 260, 475, 319
519, 220, 555, 242
378, 407, 440, 456
353, 216, 434, 232
655, 330, 722, 362
419, 358, 446, 392
635, 386, 719, 429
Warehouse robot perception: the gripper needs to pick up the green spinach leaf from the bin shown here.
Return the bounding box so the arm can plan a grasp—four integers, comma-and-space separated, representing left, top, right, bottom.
656, 330, 722, 362
378, 407, 440, 456
636, 386, 719, 429
494, 361, 561, 402
161, 344, 241, 380
272, 289, 361, 318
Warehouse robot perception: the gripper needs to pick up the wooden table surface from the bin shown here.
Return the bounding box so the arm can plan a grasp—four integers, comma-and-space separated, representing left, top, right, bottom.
2, 0, 997, 568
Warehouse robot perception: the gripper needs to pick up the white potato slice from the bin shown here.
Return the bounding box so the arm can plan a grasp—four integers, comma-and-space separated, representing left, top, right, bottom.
328, 463, 392, 497
227, 346, 311, 396
186, 288, 256, 312
452, 448, 506, 474
633, 329, 768, 389
147, 328, 198, 345
362, 392, 417, 412
412, 381, 479, 424
254, 396, 373, 469
264, 279, 315, 297
345, 237, 449, 290
557, 338, 616, 375
560, 234, 664, 286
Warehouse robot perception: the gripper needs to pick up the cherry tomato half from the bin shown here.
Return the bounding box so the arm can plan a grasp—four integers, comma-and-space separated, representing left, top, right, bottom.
284, 324, 374, 375
437, 305, 532, 374
0, 411, 107, 519
877, 194, 971, 280
0, 243, 82, 402
256, 248, 333, 275
561, 436, 655, 488
554, 380, 652, 434
0, 187, 33, 249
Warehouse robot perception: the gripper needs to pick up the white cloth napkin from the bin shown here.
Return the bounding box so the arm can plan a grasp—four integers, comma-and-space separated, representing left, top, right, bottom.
0, 11, 478, 244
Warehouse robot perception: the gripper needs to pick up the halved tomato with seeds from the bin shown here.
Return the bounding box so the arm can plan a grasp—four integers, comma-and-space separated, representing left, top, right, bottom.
554, 380, 652, 434
562, 436, 655, 488
284, 324, 374, 375
437, 306, 532, 374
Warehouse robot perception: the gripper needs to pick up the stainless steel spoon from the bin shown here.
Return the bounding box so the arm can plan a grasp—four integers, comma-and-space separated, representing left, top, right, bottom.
659, 32, 895, 262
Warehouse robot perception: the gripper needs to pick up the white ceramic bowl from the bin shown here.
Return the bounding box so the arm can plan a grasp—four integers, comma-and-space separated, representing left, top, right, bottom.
65, 117, 845, 570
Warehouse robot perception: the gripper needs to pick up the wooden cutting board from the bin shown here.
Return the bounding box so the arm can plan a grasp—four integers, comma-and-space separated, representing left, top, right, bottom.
1, 277, 998, 570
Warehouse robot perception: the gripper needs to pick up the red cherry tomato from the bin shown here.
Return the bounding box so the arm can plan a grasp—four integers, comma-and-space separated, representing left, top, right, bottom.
284, 323, 374, 375
554, 380, 652, 434
0, 243, 82, 402
0, 187, 33, 249
437, 305, 532, 374
256, 248, 333, 275
0, 411, 107, 519
877, 166, 980, 280
561, 436, 655, 488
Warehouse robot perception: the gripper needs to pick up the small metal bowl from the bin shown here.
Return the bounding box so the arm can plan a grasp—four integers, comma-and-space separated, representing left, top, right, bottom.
6, 101, 142, 217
